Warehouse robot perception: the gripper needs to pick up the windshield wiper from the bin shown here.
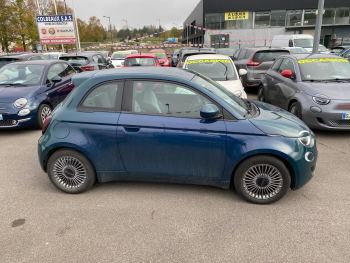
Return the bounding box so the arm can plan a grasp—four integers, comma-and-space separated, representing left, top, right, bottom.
324, 78, 350, 83
0, 83, 27, 86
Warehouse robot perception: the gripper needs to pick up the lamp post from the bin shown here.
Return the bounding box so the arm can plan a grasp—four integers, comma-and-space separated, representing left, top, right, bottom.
313, 0, 325, 53
103, 16, 113, 45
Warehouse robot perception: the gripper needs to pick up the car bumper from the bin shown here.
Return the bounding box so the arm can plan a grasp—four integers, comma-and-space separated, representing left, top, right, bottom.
0, 111, 38, 129
291, 142, 318, 190
303, 102, 350, 130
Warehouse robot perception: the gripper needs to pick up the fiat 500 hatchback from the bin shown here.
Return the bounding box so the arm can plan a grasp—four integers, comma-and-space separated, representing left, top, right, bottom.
38, 67, 317, 204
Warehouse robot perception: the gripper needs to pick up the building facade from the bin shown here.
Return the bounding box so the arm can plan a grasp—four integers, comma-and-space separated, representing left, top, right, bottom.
183, 0, 350, 48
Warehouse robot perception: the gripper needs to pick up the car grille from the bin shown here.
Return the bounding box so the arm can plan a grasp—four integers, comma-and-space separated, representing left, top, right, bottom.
328, 120, 350, 127
0, 120, 18, 127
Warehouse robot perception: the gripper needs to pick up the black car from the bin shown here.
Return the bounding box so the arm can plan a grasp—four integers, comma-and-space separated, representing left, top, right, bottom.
60, 52, 114, 72
340, 48, 350, 61
0, 53, 46, 69
233, 47, 289, 90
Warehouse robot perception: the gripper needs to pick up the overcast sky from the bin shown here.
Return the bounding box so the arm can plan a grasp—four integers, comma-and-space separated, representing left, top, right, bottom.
66, 0, 199, 29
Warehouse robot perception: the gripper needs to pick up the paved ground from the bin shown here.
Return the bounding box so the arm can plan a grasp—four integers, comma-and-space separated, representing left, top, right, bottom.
0, 126, 350, 262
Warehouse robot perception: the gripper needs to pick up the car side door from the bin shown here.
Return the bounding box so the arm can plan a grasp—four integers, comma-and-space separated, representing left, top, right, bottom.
263, 58, 283, 104
271, 58, 299, 109
117, 80, 227, 185
44, 62, 75, 107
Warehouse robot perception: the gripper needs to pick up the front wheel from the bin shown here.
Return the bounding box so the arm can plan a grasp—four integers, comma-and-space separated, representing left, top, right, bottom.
47, 150, 96, 194
233, 156, 291, 204
37, 103, 52, 128
289, 101, 302, 120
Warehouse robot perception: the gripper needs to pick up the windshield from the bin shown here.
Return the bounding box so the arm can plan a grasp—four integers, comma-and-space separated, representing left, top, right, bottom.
186, 58, 237, 81
192, 74, 248, 117
294, 39, 313, 48
253, 51, 289, 63
60, 56, 89, 66
154, 53, 166, 59
289, 48, 308, 54
124, 58, 156, 66
299, 58, 350, 81
111, 52, 128, 60
0, 64, 45, 86
0, 58, 19, 68
43, 53, 60, 60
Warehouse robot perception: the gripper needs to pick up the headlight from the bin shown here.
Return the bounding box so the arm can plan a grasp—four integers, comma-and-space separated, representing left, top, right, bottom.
233, 90, 242, 97
13, 98, 28, 108
298, 130, 314, 147
312, 94, 330, 105
18, 108, 31, 116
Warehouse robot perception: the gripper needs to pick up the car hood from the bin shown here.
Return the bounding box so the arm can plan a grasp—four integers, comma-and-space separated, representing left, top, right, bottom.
217, 79, 244, 93
0, 85, 40, 103
300, 82, 350, 100
250, 101, 310, 138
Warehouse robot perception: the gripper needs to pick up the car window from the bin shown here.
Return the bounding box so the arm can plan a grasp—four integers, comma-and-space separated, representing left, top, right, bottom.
237, 49, 247, 60
92, 55, 99, 63
47, 63, 66, 80
81, 81, 122, 111
61, 63, 76, 77
97, 55, 105, 64
279, 59, 296, 73
28, 55, 43, 61
272, 58, 283, 71
253, 51, 289, 63
130, 80, 211, 118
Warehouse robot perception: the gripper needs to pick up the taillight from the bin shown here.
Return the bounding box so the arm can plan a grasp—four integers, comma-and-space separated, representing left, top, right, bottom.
247, 60, 260, 67
42, 116, 52, 134
80, 65, 95, 71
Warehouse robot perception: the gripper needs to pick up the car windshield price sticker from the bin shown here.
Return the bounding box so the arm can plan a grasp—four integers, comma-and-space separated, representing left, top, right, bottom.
298, 58, 348, 64
187, 59, 231, 65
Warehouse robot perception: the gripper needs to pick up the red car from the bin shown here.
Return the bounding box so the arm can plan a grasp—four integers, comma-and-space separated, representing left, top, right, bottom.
149, 49, 170, 67
124, 53, 161, 67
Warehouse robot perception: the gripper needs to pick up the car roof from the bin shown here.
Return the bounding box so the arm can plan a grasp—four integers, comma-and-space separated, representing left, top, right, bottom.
186, 54, 231, 61
61, 52, 100, 58
126, 53, 157, 58
7, 60, 63, 66
0, 53, 39, 59
241, 47, 288, 52
283, 53, 342, 60
78, 67, 195, 81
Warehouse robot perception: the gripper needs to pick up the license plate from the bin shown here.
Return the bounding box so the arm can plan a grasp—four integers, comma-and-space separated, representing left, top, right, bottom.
0, 114, 2, 121
342, 113, 350, 120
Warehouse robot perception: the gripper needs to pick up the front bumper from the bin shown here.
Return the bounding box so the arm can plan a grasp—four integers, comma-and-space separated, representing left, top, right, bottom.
0, 110, 38, 129
303, 101, 350, 130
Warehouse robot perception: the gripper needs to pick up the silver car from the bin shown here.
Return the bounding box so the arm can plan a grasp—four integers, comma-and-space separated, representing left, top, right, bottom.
259, 54, 350, 130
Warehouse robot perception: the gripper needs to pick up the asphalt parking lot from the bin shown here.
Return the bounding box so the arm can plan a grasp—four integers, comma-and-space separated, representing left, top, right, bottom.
1, 125, 350, 262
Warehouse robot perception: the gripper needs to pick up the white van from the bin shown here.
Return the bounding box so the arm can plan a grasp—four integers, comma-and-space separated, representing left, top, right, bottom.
271, 34, 314, 52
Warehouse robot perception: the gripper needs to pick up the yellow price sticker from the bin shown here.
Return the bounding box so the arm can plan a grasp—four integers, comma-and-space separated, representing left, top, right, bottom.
298, 58, 348, 64
187, 59, 231, 65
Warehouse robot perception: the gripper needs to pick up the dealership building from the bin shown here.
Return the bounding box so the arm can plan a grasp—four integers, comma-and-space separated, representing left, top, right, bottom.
183, 0, 350, 48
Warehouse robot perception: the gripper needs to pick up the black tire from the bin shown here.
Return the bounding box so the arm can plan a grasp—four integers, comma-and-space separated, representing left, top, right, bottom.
233, 156, 291, 204
289, 101, 302, 120
37, 103, 52, 128
47, 149, 96, 194
257, 85, 265, 102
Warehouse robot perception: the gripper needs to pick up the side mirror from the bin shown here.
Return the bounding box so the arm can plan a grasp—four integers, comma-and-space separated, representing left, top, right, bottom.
239, 69, 248, 76
280, 69, 294, 79
51, 75, 62, 83
200, 104, 221, 119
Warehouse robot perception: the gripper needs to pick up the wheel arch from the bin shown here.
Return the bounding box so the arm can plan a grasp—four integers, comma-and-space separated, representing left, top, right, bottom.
43, 146, 97, 179
229, 153, 296, 189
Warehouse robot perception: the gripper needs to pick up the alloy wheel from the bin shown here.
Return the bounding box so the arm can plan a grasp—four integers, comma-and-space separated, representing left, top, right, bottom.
242, 164, 283, 200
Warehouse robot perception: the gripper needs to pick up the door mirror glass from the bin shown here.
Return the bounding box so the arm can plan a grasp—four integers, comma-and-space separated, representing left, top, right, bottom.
51, 75, 62, 83
200, 104, 221, 119
280, 69, 294, 79
239, 69, 248, 76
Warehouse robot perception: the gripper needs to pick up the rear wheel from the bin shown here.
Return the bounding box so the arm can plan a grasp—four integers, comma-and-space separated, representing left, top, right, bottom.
37, 104, 52, 128
47, 150, 96, 194
257, 85, 265, 102
233, 156, 291, 204
289, 101, 302, 119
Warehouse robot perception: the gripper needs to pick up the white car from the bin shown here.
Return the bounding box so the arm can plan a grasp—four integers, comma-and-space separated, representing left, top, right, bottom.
111, 50, 138, 67
183, 54, 247, 99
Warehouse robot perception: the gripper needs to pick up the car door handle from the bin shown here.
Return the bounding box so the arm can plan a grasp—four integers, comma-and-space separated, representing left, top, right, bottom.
123, 126, 140, 133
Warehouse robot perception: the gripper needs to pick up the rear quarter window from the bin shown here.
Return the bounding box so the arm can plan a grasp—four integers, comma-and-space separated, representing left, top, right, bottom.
253, 50, 289, 63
